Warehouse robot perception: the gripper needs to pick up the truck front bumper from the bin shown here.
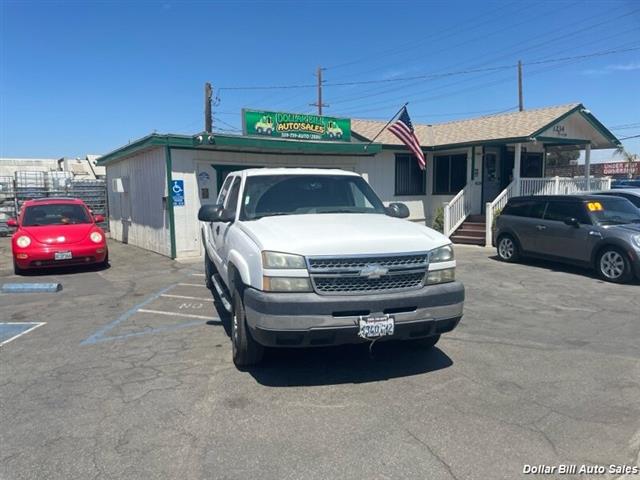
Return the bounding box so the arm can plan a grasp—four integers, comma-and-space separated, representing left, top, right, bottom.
243, 281, 464, 347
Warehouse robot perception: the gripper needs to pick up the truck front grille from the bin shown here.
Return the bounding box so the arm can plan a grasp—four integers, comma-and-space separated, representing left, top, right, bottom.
307, 253, 428, 295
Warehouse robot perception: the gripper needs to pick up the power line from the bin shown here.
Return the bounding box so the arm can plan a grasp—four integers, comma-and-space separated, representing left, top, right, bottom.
218, 45, 640, 94
619, 134, 640, 140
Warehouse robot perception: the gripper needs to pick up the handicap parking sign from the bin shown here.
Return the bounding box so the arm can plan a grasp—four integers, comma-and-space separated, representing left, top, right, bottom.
171, 180, 185, 206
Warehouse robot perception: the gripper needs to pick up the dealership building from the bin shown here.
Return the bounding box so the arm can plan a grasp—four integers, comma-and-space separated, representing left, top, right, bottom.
97, 103, 619, 259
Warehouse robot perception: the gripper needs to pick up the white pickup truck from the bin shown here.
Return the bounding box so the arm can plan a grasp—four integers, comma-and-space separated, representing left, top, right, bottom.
198, 168, 464, 367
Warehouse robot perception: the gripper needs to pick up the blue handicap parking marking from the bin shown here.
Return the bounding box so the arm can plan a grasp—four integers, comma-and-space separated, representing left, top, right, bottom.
81, 283, 219, 345
0, 323, 46, 346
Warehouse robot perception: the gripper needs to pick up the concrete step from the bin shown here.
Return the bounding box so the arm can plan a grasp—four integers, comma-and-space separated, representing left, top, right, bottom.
451, 235, 486, 246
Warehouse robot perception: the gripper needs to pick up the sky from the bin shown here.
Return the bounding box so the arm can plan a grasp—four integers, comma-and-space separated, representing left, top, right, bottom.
1, 0, 639, 161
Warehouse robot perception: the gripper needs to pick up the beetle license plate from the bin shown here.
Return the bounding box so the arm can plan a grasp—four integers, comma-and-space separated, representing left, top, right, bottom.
358, 315, 395, 339
54, 251, 72, 260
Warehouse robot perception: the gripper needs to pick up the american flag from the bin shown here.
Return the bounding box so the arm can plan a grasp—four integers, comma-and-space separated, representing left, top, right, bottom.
388, 106, 426, 170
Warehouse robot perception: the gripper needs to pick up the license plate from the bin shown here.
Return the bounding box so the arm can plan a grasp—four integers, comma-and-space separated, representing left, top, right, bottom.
358, 315, 395, 339
54, 251, 72, 260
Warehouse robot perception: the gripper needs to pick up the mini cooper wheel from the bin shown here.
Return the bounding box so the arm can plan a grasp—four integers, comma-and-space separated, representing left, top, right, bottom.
231, 289, 264, 368
597, 247, 633, 284
497, 235, 519, 262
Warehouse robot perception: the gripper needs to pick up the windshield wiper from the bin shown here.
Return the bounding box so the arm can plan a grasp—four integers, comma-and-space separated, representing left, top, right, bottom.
250, 212, 295, 220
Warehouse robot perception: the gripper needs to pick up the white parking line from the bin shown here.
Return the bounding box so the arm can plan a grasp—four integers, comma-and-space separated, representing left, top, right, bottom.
0, 322, 47, 347
137, 309, 213, 320
161, 293, 212, 301
178, 283, 208, 288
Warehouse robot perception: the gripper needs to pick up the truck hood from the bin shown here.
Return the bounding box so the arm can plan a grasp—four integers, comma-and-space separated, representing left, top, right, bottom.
237, 213, 450, 256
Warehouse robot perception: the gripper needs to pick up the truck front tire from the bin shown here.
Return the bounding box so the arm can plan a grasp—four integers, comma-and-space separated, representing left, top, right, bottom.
232, 289, 264, 368
204, 254, 215, 290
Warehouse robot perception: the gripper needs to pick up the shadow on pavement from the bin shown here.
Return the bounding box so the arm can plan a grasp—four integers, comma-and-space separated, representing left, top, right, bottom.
488, 254, 603, 280
205, 282, 454, 386
247, 342, 453, 387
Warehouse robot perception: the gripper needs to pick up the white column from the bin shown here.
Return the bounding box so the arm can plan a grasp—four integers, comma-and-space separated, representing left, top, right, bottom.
585, 143, 591, 191
513, 143, 522, 195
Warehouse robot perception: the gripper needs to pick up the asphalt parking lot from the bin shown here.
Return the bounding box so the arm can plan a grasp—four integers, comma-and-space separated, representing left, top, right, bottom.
1, 237, 639, 480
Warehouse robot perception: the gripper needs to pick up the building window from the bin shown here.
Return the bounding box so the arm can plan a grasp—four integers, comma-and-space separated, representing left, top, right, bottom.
395, 154, 426, 195
433, 154, 468, 195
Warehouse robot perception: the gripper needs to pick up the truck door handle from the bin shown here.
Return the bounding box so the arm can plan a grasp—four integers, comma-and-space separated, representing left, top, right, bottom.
536, 225, 546, 231
216, 225, 220, 235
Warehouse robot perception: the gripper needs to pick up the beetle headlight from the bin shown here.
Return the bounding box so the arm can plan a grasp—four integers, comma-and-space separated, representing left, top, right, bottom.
16, 235, 31, 248
90, 231, 103, 243
430, 245, 454, 263
262, 251, 306, 269
632, 234, 640, 250
263, 276, 312, 292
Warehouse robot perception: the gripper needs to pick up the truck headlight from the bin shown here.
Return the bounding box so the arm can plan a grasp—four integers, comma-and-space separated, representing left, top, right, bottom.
426, 268, 456, 285
262, 251, 306, 269
632, 234, 640, 249
430, 245, 454, 263
263, 276, 312, 292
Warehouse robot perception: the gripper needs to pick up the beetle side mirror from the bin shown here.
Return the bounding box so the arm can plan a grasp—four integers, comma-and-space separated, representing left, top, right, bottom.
564, 217, 580, 228
93, 214, 105, 223
6, 218, 18, 228
385, 202, 410, 219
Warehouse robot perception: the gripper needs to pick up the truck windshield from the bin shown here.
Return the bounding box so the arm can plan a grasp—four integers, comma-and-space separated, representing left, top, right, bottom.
588, 197, 640, 225
22, 204, 91, 226
240, 175, 386, 220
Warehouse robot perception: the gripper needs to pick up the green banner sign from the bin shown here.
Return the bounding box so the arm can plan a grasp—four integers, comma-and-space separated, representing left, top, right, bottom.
242, 109, 351, 142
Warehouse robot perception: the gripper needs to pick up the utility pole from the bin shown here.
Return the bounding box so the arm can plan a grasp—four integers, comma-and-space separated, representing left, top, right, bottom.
310, 66, 328, 115
517, 60, 524, 112
204, 82, 213, 133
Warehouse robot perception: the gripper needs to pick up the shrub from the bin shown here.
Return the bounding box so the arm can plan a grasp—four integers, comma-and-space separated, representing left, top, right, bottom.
432, 206, 444, 233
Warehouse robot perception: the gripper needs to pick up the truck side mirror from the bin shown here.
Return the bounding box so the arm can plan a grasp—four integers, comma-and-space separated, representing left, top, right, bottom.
385, 202, 410, 219
198, 204, 223, 222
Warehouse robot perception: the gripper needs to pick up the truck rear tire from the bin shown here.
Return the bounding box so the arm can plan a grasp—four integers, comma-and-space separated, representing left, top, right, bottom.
232, 289, 264, 368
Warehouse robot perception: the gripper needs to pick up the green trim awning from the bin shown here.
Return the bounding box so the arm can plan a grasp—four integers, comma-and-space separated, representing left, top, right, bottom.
97, 132, 381, 166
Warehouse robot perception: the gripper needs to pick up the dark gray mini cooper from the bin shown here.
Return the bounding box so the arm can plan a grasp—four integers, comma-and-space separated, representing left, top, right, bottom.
495, 195, 640, 283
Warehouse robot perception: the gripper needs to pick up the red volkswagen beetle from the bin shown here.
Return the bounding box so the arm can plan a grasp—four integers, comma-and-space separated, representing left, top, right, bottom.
8, 198, 108, 275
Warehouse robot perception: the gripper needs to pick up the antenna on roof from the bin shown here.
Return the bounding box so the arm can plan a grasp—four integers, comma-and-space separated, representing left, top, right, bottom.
518, 60, 524, 112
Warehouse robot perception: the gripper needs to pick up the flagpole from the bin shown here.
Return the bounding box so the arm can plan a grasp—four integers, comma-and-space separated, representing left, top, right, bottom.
363, 102, 408, 150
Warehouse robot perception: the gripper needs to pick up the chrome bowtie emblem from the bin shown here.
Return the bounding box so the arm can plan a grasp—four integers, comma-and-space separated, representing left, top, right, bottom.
360, 263, 388, 279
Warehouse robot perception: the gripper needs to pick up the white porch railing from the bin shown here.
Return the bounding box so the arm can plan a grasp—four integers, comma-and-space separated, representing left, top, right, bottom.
443, 185, 473, 237
485, 176, 612, 246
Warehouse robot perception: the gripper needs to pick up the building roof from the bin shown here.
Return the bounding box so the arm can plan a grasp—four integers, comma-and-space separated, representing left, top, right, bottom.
351, 103, 619, 150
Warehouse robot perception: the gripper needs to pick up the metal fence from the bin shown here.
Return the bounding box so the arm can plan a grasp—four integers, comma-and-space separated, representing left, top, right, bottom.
0, 171, 108, 235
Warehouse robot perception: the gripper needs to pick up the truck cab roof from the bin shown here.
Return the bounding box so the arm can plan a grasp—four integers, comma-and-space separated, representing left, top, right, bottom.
235, 168, 360, 178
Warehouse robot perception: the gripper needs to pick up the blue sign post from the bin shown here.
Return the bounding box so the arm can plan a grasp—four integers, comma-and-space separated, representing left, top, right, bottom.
171, 180, 185, 207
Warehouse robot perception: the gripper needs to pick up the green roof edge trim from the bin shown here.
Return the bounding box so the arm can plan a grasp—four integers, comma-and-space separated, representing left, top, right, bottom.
97, 133, 381, 166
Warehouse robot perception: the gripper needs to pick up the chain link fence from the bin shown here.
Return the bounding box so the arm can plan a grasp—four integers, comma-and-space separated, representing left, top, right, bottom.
0, 171, 108, 236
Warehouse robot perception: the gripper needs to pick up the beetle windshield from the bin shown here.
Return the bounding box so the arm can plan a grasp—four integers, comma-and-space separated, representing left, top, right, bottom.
588, 197, 640, 225
22, 204, 92, 226
240, 175, 386, 220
